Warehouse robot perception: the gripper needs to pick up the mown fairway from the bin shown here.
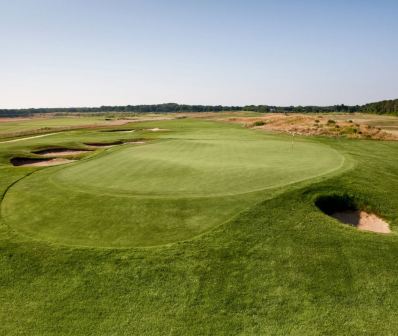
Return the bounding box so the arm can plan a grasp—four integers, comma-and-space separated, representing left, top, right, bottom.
0, 117, 397, 335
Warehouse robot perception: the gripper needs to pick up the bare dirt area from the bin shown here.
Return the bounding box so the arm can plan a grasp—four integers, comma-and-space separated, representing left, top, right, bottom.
11, 157, 76, 167
331, 210, 391, 234
380, 126, 398, 136
226, 113, 398, 140
33, 148, 92, 157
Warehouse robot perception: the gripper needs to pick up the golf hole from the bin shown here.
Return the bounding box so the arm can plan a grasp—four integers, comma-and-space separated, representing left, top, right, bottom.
315, 194, 391, 234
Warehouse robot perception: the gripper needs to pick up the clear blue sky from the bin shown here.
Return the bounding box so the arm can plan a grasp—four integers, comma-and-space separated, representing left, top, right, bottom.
1, 0, 397, 108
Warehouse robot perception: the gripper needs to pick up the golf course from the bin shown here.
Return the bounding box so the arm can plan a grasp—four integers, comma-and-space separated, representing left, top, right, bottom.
2, 1, 398, 333
0, 115, 397, 335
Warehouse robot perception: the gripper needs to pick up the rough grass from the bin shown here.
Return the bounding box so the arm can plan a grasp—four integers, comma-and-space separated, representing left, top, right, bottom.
0, 117, 397, 335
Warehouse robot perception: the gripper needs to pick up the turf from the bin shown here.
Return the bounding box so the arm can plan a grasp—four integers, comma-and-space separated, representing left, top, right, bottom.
0, 117, 397, 335
0, 116, 110, 137
2, 120, 344, 247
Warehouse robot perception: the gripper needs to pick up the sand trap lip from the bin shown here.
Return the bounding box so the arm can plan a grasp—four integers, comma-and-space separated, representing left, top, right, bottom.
33, 148, 92, 157
315, 194, 391, 233
84, 141, 123, 148
101, 129, 135, 133
146, 128, 169, 132
124, 141, 146, 144
331, 210, 391, 233
315, 194, 391, 234
11, 157, 76, 167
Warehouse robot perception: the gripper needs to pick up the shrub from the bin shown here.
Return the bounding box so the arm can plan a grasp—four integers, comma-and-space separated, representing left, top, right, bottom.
252, 120, 266, 127
342, 127, 358, 134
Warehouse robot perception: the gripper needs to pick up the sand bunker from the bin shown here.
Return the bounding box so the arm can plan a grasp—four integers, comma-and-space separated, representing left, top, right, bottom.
331, 211, 390, 233
11, 157, 75, 167
316, 194, 391, 234
33, 148, 91, 157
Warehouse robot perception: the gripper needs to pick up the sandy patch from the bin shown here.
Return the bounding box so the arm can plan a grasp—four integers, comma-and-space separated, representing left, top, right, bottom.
124, 141, 146, 144
34, 148, 91, 157
331, 210, 391, 233
147, 128, 169, 132
11, 157, 75, 167
226, 114, 398, 140
379, 126, 398, 136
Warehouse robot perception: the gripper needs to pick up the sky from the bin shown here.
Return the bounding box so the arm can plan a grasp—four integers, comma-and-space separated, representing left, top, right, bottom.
1, 0, 398, 108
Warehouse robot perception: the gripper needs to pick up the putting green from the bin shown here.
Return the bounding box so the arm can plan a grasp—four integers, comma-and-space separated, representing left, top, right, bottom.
2, 123, 345, 247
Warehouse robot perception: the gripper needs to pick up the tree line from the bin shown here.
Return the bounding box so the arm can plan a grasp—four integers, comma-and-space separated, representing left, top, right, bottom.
361, 99, 398, 115
0, 99, 397, 117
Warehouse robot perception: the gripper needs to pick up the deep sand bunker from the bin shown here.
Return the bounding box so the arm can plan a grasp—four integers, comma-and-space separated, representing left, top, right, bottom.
11, 157, 75, 167
316, 195, 391, 233
33, 148, 92, 157
332, 211, 390, 233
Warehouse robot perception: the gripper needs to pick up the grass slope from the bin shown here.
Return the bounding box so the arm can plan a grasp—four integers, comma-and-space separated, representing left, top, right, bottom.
0, 117, 397, 335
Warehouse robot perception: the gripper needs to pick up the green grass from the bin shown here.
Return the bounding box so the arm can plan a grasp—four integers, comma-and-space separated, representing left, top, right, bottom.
0, 116, 110, 136
2, 120, 344, 247
0, 117, 397, 335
